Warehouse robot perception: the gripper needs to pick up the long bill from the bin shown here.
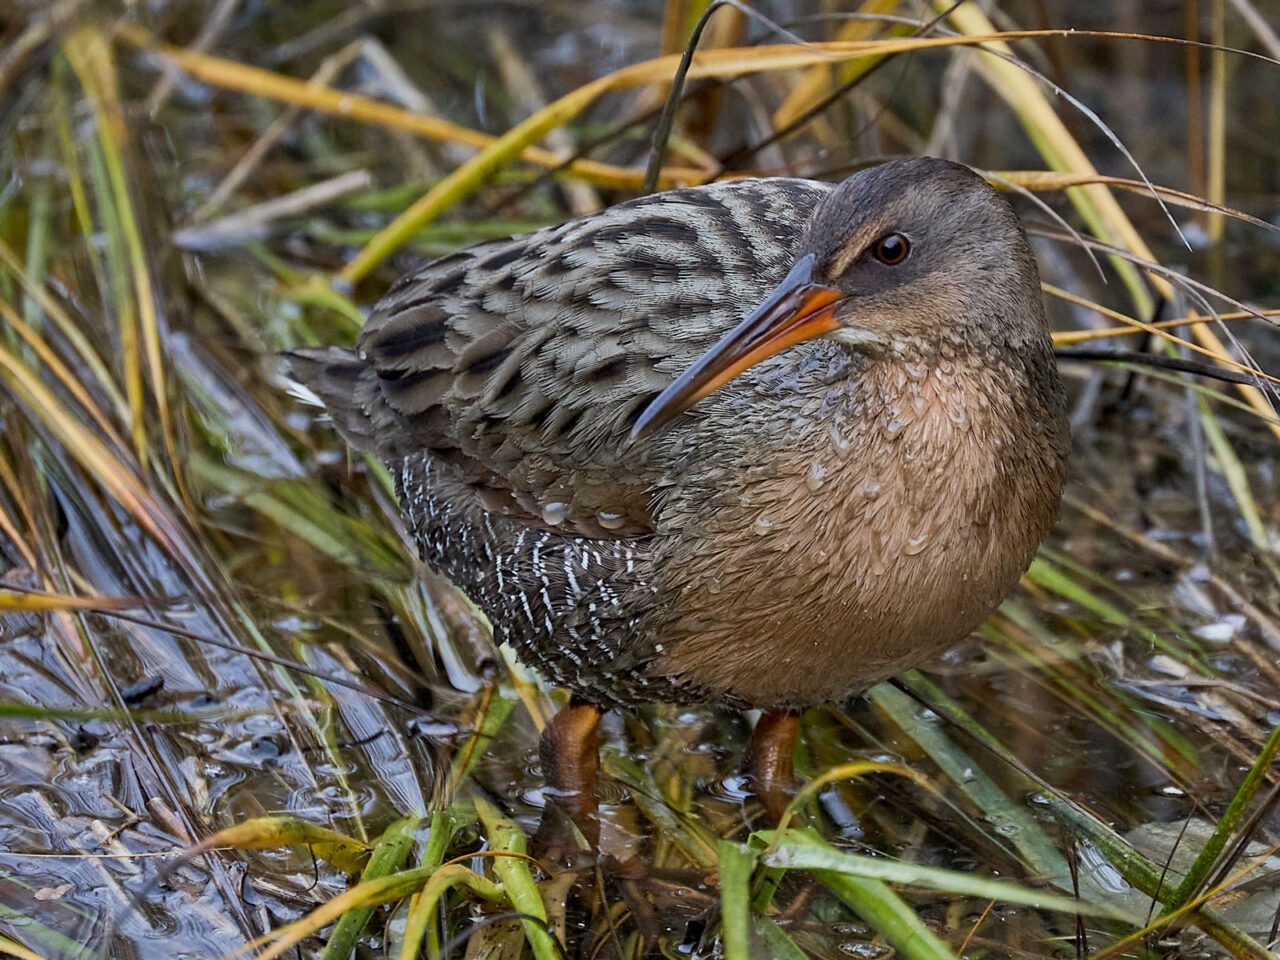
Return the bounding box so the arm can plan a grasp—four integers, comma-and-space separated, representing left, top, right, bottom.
629, 253, 844, 441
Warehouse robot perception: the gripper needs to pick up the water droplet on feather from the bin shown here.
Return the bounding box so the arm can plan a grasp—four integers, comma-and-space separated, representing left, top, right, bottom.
805, 462, 828, 493
828, 423, 851, 454
902, 532, 931, 555
596, 510, 626, 530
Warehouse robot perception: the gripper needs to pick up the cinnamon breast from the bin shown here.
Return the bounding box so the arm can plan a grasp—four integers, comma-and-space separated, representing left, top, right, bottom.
644, 347, 1068, 707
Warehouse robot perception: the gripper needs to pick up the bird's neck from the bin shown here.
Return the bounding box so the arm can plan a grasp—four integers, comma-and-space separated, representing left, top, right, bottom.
662, 341, 1067, 534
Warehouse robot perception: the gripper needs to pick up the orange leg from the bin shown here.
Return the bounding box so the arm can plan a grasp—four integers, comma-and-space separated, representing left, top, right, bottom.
744, 709, 802, 823
537, 699, 603, 853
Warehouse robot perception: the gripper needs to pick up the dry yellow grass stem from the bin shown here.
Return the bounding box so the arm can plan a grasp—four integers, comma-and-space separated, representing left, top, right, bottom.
111, 22, 711, 191
1051, 306, 1279, 346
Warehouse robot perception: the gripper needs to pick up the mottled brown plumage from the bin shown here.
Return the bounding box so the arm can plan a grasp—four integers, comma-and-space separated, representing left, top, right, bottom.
288, 158, 1069, 715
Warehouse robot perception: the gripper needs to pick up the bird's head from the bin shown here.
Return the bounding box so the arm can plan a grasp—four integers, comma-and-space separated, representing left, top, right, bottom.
630, 157, 1045, 440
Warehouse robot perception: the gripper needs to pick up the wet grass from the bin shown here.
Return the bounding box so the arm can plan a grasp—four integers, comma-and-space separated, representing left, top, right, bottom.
0, 1, 1278, 958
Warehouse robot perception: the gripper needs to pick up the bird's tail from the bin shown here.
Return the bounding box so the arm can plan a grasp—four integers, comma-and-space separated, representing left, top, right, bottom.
282, 347, 382, 454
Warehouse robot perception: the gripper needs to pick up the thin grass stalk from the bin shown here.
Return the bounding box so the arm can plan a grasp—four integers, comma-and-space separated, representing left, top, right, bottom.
0, 499, 38, 572
0, 340, 183, 558
0, 934, 52, 960
771, 0, 903, 129
1208, 0, 1227, 243
994, 170, 1276, 230
1185, 0, 1206, 209
0, 442, 62, 589
0, 589, 147, 612
1057, 349, 1275, 388
1167, 723, 1280, 911
241, 863, 504, 960
398, 811, 456, 960
21, 117, 54, 330
644, 1, 728, 194
1196, 395, 1273, 553
52, 54, 98, 247
937, 4, 1154, 314
65, 26, 174, 469
0, 298, 130, 452
82, 123, 145, 448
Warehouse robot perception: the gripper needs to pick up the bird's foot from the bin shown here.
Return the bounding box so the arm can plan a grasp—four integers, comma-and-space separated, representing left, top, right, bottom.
531, 795, 599, 870
535, 698, 604, 861
743, 708, 802, 824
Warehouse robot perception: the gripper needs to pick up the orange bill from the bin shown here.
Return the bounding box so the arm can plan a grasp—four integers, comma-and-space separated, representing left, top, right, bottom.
630, 254, 843, 440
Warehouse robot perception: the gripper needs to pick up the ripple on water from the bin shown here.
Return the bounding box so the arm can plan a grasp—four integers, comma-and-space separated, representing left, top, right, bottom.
701, 773, 753, 804
838, 941, 895, 959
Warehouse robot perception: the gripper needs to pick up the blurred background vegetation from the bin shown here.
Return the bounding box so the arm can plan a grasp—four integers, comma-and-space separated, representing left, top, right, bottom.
0, 1, 1278, 958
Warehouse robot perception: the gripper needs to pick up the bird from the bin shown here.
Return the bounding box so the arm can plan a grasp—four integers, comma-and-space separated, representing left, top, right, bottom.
287, 156, 1070, 845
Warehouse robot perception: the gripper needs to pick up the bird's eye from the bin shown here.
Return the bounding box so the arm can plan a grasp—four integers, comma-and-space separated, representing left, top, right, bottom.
872, 233, 910, 265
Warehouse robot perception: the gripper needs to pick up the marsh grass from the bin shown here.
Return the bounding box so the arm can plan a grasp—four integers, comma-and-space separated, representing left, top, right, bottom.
0, 1, 1277, 957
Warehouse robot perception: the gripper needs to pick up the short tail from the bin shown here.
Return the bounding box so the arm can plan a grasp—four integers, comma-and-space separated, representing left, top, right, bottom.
282, 347, 382, 454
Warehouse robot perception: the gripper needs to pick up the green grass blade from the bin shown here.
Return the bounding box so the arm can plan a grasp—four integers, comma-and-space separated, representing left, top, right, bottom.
1040, 793, 1274, 959
719, 839, 754, 960
474, 796, 562, 960
896, 680, 1275, 959
772, 829, 959, 960
320, 816, 420, 960
397, 810, 457, 960
757, 918, 809, 960
0, 904, 94, 960
1167, 722, 1280, 911
753, 832, 1136, 921
867, 681, 1070, 884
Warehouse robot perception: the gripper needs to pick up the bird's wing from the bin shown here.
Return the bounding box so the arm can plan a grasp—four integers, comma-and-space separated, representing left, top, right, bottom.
291, 178, 829, 537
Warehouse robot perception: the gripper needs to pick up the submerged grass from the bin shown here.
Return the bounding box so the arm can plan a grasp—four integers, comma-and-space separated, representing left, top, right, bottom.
0, 2, 1277, 958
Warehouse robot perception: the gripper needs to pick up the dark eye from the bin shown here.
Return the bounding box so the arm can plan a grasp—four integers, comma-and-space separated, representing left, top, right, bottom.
872, 233, 910, 265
